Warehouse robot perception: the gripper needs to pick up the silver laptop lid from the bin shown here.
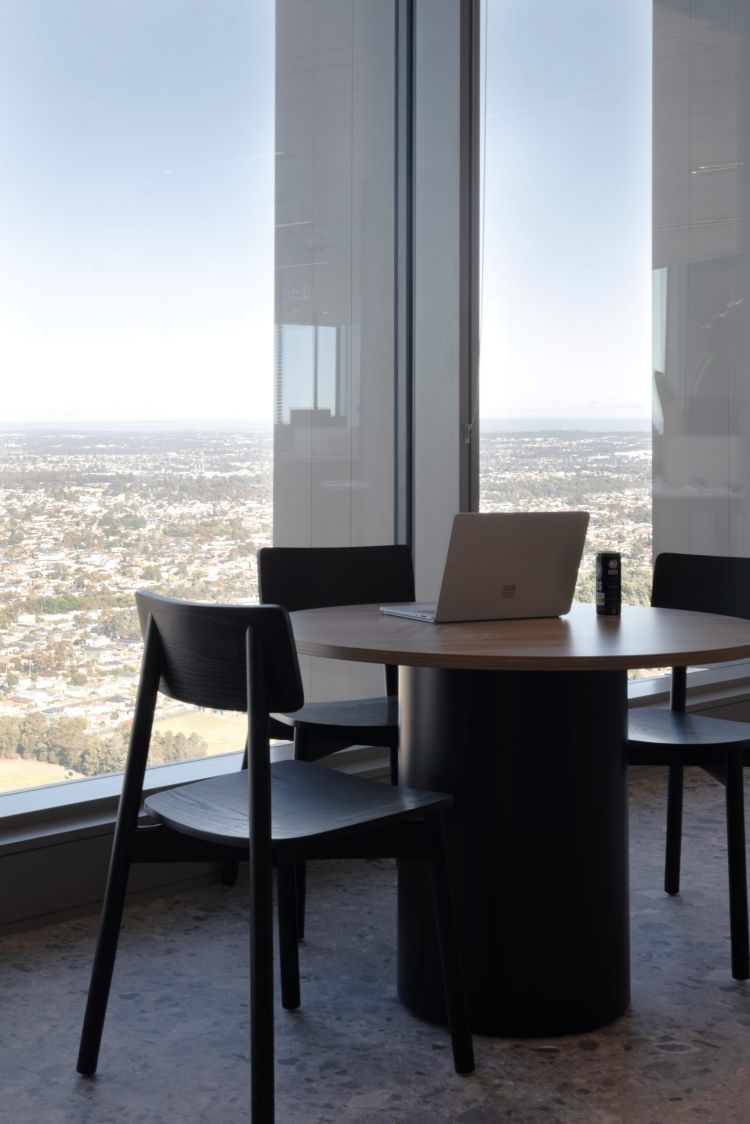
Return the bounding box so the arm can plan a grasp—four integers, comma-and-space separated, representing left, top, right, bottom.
433, 511, 589, 622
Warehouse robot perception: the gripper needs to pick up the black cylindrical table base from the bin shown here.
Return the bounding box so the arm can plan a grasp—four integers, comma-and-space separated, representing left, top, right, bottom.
397, 666, 630, 1037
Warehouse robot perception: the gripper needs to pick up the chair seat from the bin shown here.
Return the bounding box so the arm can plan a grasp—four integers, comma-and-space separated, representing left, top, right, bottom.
628, 707, 750, 750
271, 694, 398, 733
144, 759, 451, 848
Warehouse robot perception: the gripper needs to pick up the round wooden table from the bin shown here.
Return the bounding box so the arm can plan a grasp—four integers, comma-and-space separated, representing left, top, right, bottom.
291, 602, 750, 1036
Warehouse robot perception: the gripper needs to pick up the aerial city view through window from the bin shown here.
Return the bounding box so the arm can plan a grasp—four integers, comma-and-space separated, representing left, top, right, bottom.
480, 421, 652, 606
0, 421, 651, 795
0, 427, 272, 793
0, 1, 276, 794
0, 0, 652, 795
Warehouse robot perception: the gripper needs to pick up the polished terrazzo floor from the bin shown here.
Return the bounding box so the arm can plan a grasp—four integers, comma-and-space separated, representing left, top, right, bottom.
4, 768, 750, 1123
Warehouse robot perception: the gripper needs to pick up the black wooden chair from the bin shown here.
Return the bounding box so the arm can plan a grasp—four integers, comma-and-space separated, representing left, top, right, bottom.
258, 544, 414, 783
627, 552, 750, 980
256, 545, 414, 934
76, 591, 474, 1123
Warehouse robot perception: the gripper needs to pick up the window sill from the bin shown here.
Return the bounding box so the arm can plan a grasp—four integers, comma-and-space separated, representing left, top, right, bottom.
0, 742, 388, 855
4, 665, 750, 932
628, 661, 750, 710
5, 664, 750, 847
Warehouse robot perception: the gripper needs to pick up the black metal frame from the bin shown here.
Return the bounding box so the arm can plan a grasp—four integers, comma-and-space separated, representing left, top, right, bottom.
394, 0, 481, 538
395, 0, 414, 547
459, 0, 481, 514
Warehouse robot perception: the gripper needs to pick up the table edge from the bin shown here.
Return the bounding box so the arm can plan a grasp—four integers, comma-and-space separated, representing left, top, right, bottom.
292, 636, 750, 671
290, 603, 750, 671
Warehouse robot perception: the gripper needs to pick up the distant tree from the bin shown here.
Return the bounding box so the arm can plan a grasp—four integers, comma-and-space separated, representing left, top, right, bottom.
0, 605, 17, 629
61, 530, 86, 550
18, 713, 48, 759
76, 738, 128, 777
0, 717, 21, 758
45, 717, 91, 768
97, 515, 119, 536
23, 592, 92, 614
30, 640, 74, 677
97, 607, 140, 643
118, 514, 147, 530
150, 730, 208, 764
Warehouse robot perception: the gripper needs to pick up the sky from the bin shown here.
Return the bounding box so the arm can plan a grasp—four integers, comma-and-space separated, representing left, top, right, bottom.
0, 1, 651, 426
0, 0, 275, 423
479, 0, 652, 420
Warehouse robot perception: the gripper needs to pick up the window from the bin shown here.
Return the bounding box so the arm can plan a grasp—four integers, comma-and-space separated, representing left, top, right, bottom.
274, 0, 398, 702
5, 0, 748, 803
478, 0, 653, 606
652, 0, 749, 559
0, 1, 274, 794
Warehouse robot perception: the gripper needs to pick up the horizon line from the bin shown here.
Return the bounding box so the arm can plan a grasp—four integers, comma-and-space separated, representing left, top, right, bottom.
0, 415, 651, 429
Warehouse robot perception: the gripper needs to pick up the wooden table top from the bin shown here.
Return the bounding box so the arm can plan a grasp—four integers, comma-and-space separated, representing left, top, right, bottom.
290, 602, 750, 672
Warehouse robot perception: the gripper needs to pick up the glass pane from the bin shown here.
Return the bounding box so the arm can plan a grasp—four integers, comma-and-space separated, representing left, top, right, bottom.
0, 1, 274, 793
478, 0, 653, 608
274, 0, 396, 702
653, 0, 749, 558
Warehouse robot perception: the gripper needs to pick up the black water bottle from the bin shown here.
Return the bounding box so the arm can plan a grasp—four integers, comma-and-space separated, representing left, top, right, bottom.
596, 552, 621, 616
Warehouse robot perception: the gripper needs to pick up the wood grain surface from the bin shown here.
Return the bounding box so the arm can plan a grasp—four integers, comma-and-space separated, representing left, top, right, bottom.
290, 602, 750, 672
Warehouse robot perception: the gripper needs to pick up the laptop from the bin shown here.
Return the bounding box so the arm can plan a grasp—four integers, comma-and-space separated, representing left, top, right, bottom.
380, 511, 590, 623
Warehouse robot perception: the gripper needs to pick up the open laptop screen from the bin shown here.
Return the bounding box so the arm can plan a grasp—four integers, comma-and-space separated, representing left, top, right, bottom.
380, 511, 589, 623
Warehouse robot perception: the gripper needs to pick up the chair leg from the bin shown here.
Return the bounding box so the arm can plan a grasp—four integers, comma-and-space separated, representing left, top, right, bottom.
250, 861, 275, 1123
222, 740, 249, 887
664, 763, 684, 895
76, 836, 134, 1075
725, 750, 750, 981
293, 727, 311, 939
277, 865, 301, 1010
389, 742, 399, 785
221, 862, 240, 887
294, 862, 307, 941
425, 814, 475, 1075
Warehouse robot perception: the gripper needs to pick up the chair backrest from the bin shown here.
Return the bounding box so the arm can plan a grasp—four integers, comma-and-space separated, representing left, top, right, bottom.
131, 593, 299, 1104
257, 544, 415, 611
135, 591, 304, 714
651, 553, 750, 620
651, 552, 750, 711
257, 546, 413, 698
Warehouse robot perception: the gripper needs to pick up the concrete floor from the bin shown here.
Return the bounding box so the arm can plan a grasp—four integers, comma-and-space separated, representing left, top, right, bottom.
3, 769, 750, 1123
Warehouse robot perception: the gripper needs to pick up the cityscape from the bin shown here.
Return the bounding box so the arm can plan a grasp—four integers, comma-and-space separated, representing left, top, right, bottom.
480, 427, 652, 605
0, 425, 651, 794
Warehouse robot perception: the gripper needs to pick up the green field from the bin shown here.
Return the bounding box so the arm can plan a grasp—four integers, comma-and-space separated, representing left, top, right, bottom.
153, 709, 248, 755
0, 711, 249, 796
0, 758, 84, 795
